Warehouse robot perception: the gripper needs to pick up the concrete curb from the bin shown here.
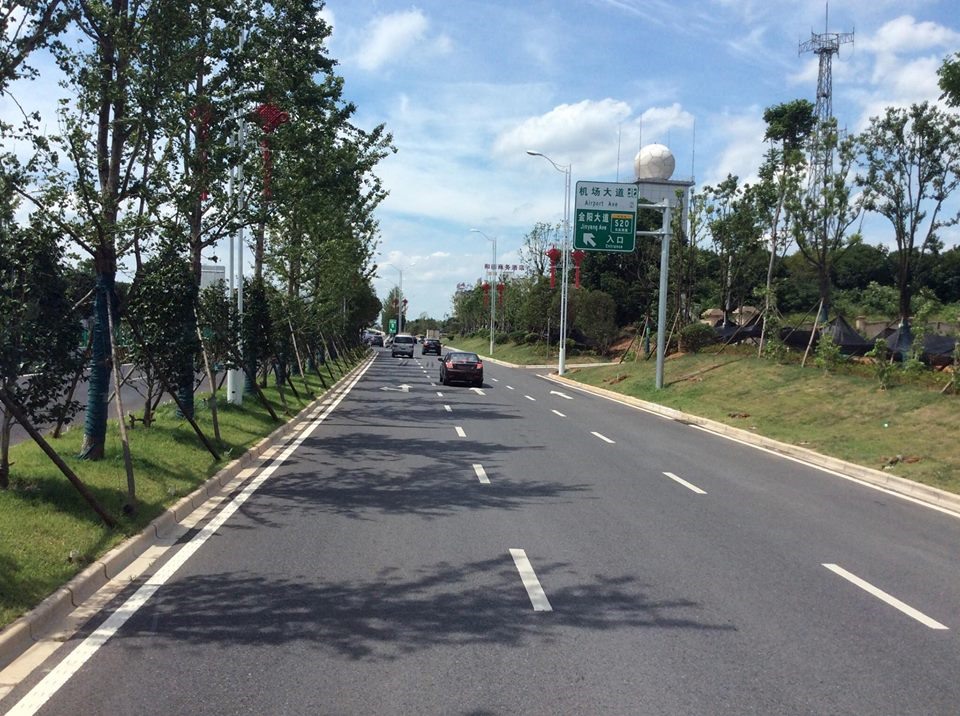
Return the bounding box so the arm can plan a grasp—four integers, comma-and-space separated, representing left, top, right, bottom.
544, 373, 960, 517
0, 354, 372, 673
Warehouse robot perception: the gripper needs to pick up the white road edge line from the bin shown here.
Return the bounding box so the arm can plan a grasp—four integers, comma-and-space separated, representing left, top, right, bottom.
663, 471, 707, 494
822, 563, 948, 630
509, 549, 553, 612
472, 464, 490, 484
688, 424, 960, 520
591, 431, 615, 444
5, 356, 377, 716
455, 426, 466, 437
552, 410, 566, 417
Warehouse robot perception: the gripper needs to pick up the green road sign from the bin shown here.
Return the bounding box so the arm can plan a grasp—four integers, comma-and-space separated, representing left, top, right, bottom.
573, 181, 638, 252
388, 318, 397, 333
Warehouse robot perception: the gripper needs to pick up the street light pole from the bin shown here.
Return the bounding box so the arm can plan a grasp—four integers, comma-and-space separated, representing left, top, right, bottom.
526, 150, 571, 375
470, 229, 496, 355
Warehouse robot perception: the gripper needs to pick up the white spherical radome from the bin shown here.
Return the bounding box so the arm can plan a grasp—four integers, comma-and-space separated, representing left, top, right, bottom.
634, 143, 676, 181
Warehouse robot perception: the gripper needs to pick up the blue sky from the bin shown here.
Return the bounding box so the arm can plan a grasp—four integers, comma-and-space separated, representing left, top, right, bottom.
320, 0, 960, 321
4, 1, 958, 321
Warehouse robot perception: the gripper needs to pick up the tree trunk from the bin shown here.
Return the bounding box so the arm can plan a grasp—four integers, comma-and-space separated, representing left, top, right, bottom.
196, 323, 221, 442
105, 290, 136, 513
79, 254, 116, 460
0, 408, 12, 489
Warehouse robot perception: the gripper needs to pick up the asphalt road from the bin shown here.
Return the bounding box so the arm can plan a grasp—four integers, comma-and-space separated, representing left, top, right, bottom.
3, 347, 960, 715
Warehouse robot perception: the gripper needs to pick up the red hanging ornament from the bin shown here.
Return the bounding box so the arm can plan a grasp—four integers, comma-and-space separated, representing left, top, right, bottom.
253, 102, 290, 197
571, 249, 586, 289
496, 282, 505, 305
545, 246, 562, 289
189, 104, 214, 200
482, 281, 490, 308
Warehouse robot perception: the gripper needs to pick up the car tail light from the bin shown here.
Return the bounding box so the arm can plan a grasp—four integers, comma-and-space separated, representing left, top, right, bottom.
475, 361, 483, 369
445, 360, 453, 368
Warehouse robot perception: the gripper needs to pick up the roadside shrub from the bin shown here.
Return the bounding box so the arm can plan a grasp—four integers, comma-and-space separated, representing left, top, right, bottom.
866, 338, 896, 390
814, 333, 842, 373
678, 322, 716, 353
508, 330, 526, 344
523, 332, 539, 345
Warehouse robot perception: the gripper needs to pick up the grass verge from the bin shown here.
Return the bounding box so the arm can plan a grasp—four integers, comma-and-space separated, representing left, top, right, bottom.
0, 357, 362, 629
447, 335, 612, 366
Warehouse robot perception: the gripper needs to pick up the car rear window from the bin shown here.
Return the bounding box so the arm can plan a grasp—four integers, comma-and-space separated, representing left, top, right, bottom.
395, 336, 414, 344
447, 353, 479, 362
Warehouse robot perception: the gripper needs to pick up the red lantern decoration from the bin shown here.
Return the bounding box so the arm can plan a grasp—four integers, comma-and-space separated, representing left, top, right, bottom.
481, 281, 490, 308
571, 249, 586, 288
545, 246, 562, 288
496, 282, 505, 306
254, 102, 290, 197
189, 104, 214, 200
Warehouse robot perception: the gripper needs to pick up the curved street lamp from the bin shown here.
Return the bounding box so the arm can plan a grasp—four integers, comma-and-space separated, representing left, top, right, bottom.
470, 229, 497, 356
526, 150, 572, 375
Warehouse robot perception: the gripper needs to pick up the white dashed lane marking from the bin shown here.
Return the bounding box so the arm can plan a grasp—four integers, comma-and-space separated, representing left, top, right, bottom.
472, 464, 490, 484
591, 431, 615, 444
662, 471, 707, 495
822, 564, 948, 630
509, 549, 552, 612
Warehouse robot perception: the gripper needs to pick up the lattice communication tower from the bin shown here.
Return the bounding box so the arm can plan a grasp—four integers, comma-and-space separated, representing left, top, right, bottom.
799, 10, 853, 193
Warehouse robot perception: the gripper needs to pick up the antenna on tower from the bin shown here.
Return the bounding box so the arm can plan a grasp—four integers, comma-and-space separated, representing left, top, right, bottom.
799, 3, 853, 192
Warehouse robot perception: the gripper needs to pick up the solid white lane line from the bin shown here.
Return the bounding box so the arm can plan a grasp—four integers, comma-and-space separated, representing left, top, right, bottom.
472, 464, 490, 484
663, 471, 707, 494
591, 431, 615, 444
444, 405, 452, 412
506, 385, 515, 390
6, 356, 377, 716
455, 426, 466, 437
509, 549, 553, 612
822, 564, 949, 630
525, 395, 536, 401
552, 410, 566, 417
687, 424, 960, 521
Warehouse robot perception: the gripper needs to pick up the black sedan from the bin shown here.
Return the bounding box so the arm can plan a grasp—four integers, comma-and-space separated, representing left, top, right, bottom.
421, 338, 441, 355
438, 352, 483, 387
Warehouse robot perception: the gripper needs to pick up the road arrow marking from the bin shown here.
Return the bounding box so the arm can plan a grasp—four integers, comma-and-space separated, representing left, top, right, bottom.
379, 384, 411, 392
549, 390, 573, 400
583, 233, 597, 247
471, 387, 485, 395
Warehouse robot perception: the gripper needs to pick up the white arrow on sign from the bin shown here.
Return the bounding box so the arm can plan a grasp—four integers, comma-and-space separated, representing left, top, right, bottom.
549, 390, 573, 400
380, 384, 412, 392
582, 233, 597, 247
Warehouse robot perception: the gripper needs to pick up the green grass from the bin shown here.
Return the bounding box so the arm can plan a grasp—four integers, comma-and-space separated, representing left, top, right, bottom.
566, 345, 960, 493
0, 358, 360, 628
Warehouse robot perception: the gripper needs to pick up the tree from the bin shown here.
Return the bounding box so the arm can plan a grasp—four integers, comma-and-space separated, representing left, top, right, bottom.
937, 51, 960, 107
0, 214, 83, 488
0, 1, 71, 87
518, 221, 557, 278
788, 119, 862, 320
857, 102, 960, 325
756, 99, 813, 343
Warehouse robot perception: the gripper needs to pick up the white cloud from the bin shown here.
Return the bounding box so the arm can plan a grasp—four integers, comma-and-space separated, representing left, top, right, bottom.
859, 15, 960, 54
354, 9, 450, 72
701, 108, 766, 187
